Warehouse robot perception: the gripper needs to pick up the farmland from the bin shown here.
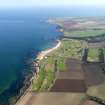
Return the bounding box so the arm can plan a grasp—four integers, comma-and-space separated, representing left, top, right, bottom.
17, 17, 105, 105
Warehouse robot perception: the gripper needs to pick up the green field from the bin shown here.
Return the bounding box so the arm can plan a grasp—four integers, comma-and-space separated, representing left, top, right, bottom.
64, 30, 105, 37
50, 18, 105, 38
88, 48, 99, 62
32, 18, 105, 102
32, 39, 83, 91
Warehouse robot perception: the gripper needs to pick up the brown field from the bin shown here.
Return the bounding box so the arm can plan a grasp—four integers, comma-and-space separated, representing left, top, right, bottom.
87, 42, 105, 48
51, 59, 105, 93
19, 92, 85, 105
16, 58, 105, 105
82, 100, 101, 105
51, 59, 87, 92
51, 79, 86, 92
82, 63, 105, 86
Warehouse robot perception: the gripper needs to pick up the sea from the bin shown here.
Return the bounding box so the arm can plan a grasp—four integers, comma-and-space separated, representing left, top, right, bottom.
0, 6, 105, 105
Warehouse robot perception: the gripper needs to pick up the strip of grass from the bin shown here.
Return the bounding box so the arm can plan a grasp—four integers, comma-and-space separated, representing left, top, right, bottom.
32, 39, 83, 91
88, 48, 99, 61
64, 30, 105, 37
57, 58, 65, 71
32, 67, 46, 91
40, 70, 55, 91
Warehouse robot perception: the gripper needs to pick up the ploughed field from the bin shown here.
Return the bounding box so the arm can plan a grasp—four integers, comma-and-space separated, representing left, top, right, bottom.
82, 100, 101, 105
16, 17, 105, 105
51, 59, 105, 93
17, 58, 105, 105
17, 92, 85, 105
82, 63, 105, 86
51, 59, 86, 92
30, 38, 105, 105
49, 17, 105, 38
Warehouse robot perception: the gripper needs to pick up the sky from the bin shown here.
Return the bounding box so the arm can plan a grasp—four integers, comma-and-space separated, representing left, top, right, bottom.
0, 0, 105, 8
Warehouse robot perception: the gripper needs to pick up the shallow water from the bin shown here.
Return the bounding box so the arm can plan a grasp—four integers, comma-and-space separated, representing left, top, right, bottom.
0, 9, 62, 96
0, 7, 105, 104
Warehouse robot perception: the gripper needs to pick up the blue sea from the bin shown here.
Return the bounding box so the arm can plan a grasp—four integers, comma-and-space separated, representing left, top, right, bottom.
0, 8, 63, 104
0, 7, 105, 104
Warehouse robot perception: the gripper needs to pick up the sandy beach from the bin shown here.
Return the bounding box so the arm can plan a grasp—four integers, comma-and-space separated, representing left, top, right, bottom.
15, 40, 61, 105
36, 40, 61, 60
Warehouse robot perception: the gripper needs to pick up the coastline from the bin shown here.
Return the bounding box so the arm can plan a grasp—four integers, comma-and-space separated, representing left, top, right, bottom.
15, 18, 63, 105
36, 40, 61, 61
15, 39, 62, 105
